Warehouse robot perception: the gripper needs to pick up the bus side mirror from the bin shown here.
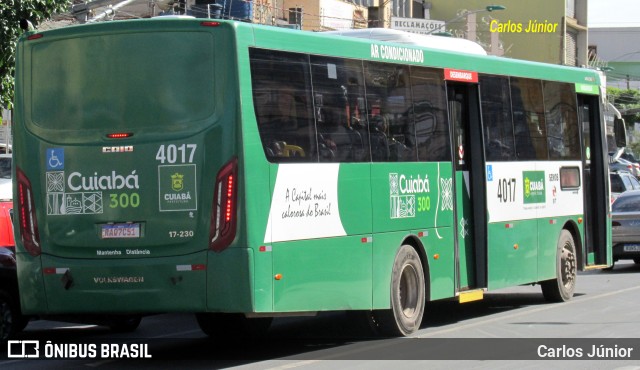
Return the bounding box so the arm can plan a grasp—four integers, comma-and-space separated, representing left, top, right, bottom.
614, 117, 627, 148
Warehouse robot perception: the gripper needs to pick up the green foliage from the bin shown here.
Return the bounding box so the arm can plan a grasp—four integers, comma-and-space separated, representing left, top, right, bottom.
0, 0, 71, 109
607, 87, 640, 126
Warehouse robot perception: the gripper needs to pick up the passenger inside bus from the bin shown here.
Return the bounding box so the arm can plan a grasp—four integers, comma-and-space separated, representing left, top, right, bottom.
259, 86, 308, 159
318, 102, 353, 161
369, 114, 390, 161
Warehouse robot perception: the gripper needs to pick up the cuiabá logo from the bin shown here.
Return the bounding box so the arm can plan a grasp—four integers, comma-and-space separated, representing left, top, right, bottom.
523, 171, 545, 204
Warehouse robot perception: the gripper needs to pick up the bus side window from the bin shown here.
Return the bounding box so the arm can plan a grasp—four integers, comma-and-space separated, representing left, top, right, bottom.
511, 77, 548, 161
311, 56, 370, 163
364, 62, 415, 162
410, 66, 450, 162
480, 75, 515, 161
249, 48, 316, 162
543, 81, 580, 160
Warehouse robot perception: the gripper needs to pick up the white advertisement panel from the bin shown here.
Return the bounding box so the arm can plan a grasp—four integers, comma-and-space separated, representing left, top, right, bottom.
485, 161, 583, 223
264, 164, 346, 243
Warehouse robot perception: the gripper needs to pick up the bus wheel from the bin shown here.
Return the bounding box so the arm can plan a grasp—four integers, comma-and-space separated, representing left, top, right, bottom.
0, 291, 26, 340
373, 245, 425, 336
541, 230, 576, 302
196, 313, 272, 338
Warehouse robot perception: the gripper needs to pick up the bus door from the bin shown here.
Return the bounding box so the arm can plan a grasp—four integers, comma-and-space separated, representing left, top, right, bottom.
578, 94, 608, 267
446, 70, 487, 293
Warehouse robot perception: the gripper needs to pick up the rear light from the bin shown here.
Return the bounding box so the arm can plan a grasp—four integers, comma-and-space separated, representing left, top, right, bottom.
17, 167, 41, 256
27, 34, 43, 40
201, 21, 221, 27
106, 132, 133, 139
209, 157, 238, 252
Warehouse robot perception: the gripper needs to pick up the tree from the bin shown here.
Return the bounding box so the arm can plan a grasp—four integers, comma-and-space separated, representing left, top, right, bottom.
0, 0, 71, 109
608, 87, 640, 156
607, 87, 640, 126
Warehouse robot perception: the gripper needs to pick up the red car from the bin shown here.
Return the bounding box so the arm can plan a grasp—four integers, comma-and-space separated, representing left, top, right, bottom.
0, 200, 13, 248
0, 154, 13, 248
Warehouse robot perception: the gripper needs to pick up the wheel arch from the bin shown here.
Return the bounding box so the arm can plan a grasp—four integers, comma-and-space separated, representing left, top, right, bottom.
563, 220, 583, 269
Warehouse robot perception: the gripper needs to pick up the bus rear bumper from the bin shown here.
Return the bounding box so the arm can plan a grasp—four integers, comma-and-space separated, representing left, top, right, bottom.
19, 252, 210, 314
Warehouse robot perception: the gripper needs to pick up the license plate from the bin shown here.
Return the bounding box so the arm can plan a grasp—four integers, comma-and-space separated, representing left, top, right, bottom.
623, 244, 640, 252
101, 223, 140, 239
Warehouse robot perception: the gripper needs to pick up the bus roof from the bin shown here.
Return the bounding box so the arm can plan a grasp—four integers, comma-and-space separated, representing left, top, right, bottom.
241, 21, 601, 87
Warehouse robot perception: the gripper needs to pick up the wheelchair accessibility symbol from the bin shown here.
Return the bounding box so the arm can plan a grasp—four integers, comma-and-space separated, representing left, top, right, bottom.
46, 148, 64, 170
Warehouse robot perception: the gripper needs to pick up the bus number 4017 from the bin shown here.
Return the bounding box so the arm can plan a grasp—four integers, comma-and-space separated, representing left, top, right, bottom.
156, 144, 197, 164
497, 178, 516, 203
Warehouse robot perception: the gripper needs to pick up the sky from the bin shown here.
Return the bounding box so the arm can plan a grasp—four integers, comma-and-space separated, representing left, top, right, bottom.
588, 0, 640, 27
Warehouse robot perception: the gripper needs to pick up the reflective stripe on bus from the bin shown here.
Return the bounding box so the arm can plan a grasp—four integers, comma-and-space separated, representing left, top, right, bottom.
176, 264, 206, 271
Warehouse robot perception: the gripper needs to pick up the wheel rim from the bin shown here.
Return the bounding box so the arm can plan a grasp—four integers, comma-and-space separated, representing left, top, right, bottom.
399, 264, 419, 318
560, 241, 576, 289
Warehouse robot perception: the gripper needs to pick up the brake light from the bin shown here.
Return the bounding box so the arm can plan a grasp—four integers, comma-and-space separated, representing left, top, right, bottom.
17, 167, 41, 256
106, 132, 133, 139
209, 157, 238, 252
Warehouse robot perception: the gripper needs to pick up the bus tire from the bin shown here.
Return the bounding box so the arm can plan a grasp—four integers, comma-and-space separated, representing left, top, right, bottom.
0, 290, 26, 340
373, 244, 425, 336
196, 313, 272, 338
541, 230, 577, 302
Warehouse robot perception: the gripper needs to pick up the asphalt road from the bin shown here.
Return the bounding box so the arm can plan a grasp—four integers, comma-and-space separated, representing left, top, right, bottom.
2, 260, 640, 369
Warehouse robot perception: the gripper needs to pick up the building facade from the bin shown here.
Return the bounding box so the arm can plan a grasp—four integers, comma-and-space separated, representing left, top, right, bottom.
589, 27, 640, 90
59, 0, 587, 65
425, 0, 588, 65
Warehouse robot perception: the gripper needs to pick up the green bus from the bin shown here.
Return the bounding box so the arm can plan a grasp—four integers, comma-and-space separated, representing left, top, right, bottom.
13, 18, 615, 336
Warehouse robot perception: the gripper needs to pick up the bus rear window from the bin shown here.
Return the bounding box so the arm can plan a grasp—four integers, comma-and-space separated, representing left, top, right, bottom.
30, 32, 214, 130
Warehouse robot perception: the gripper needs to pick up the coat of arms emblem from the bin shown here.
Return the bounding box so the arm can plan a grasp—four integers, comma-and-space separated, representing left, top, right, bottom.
171, 172, 184, 191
